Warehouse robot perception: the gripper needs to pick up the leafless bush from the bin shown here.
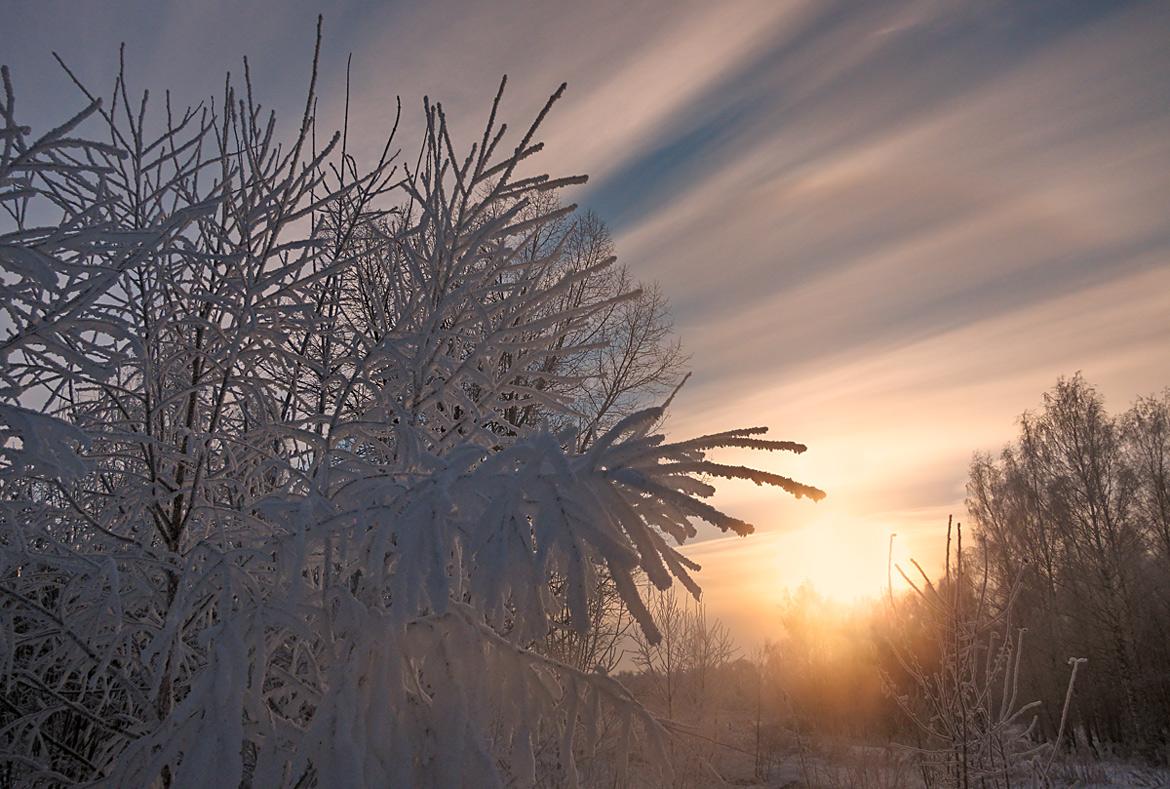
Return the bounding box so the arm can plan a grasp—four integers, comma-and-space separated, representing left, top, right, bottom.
883, 518, 1085, 789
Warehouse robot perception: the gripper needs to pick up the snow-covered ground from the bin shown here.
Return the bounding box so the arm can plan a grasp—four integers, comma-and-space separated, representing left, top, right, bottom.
616, 710, 1170, 788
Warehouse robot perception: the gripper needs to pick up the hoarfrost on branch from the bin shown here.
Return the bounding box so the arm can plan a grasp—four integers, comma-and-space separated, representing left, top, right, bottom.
0, 35, 822, 787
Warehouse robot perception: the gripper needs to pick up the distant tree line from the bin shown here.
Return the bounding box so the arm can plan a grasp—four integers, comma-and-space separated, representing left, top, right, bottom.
968, 374, 1170, 756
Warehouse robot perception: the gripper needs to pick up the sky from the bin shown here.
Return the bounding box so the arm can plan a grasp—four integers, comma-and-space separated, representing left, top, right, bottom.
5, 0, 1168, 643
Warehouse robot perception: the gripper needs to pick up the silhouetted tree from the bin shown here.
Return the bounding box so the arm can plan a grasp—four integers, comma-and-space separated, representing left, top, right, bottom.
968, 375, 1170, 756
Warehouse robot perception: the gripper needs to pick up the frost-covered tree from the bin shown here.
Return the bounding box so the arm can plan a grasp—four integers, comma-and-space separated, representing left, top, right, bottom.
883, 519, 1086, 789
968, 376, 1170, 756
0, 31, 823, 788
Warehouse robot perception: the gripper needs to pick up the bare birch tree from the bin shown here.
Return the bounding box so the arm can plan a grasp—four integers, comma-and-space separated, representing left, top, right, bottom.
968, 375, 1170, 756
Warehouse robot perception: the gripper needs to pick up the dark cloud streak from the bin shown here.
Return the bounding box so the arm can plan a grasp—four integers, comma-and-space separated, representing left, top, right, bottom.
583, 1, 1144, 233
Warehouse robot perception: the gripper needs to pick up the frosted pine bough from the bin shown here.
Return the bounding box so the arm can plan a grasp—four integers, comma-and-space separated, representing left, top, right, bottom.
0, 36, 823, 788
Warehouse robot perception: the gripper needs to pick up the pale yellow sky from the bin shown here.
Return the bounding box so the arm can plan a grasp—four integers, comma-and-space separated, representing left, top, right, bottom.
669, 263, 1170, 642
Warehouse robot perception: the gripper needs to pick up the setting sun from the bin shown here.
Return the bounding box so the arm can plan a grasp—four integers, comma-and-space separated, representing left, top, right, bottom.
680, 510, 942, 644
779, 516, 914, 604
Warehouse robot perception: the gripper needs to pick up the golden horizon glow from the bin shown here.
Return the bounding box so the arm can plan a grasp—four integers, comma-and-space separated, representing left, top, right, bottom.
777, 516, 916, 604
680, 510, 947, 643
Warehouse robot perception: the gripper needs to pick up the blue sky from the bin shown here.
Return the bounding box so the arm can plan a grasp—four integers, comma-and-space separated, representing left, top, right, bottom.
6, 0, 1168, 636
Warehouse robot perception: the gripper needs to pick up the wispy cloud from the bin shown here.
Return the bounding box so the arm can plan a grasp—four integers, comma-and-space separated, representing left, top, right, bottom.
594, 1, 1169, 550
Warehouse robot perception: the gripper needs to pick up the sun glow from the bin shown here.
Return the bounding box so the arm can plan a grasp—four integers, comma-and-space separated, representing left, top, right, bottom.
678, 509, 950, 647
777, 515, 915, 604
